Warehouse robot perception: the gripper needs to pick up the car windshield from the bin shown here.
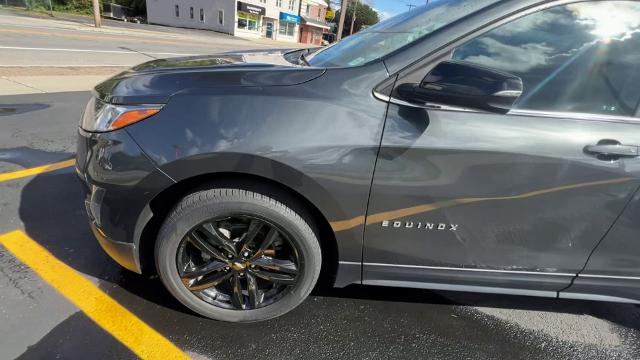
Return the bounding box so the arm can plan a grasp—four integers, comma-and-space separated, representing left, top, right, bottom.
307, 0, 500, 68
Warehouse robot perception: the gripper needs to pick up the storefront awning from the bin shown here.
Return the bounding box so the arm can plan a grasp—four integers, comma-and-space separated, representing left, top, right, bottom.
280, 12, 301, 24
301, 16, 331, 30
237, 2, 266, 16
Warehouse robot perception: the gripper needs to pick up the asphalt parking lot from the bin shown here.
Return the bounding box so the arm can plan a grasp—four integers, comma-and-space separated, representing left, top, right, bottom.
2, 86, 640, 360
2, 8, 640, 360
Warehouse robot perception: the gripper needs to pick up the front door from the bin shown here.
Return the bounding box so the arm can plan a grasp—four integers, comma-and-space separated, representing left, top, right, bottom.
266, 22, 274, 39
363, 1, 640, 293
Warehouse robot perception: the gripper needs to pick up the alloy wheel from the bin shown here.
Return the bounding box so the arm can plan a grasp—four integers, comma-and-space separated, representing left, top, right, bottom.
176, 215, 301, 310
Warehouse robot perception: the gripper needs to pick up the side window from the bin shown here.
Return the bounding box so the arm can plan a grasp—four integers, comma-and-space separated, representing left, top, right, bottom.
453, 1, 640, 117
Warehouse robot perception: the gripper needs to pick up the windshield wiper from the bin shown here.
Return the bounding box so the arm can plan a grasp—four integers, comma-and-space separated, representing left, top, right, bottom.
298, 51, 310, 66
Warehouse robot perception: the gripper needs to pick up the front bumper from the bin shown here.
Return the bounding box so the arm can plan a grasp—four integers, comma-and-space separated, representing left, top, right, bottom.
76, 127, 174, 273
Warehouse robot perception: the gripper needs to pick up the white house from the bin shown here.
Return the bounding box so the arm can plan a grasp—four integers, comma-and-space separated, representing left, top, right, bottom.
145, 0, 302, 42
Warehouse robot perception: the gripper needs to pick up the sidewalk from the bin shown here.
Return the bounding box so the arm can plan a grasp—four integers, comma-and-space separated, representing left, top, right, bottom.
0, 67, 125, 95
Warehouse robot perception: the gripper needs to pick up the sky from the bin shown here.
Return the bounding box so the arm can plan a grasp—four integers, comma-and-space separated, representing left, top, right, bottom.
329, 0, 429, 21
366, 0, 426, 19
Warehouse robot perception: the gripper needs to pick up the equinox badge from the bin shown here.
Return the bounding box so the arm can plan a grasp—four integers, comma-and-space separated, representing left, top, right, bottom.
381, 221, 459, 231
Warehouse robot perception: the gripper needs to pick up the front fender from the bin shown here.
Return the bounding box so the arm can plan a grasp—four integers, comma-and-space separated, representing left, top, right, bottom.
125, 64, 390, 285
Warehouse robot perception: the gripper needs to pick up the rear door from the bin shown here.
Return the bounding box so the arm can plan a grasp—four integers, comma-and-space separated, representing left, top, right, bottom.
363, 0, 640, 294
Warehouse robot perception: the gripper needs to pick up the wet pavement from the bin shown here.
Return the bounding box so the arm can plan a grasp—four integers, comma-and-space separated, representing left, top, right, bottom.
2, 92, 640, 360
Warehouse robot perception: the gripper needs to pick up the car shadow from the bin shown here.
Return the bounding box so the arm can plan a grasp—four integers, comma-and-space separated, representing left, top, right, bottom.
17, 169, 640, 333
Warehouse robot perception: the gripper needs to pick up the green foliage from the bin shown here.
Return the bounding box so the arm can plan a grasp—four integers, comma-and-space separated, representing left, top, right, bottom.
111, 0, 145, 13
38, 0, 145, 15
335, 1, 379, 37
50, 0, 102, 14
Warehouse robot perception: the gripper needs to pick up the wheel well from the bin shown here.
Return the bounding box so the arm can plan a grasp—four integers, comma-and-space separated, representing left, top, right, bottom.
138, 172, 339, 288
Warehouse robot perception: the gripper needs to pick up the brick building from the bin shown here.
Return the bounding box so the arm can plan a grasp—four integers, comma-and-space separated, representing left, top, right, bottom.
299, 0, 330, 45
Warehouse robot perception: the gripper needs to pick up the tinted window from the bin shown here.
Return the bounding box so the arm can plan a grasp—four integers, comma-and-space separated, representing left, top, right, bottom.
307, 0, 500, 68
453, 1, 640, 117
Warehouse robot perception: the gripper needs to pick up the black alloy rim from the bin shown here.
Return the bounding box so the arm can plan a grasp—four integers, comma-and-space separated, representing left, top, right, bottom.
176, 215, 301, 310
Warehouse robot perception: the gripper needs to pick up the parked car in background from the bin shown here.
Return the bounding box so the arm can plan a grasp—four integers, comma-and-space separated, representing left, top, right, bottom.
77, 0, 640, 322
124, 16, 146, 24
103, 2, 136, 22
321, 33, 336, 46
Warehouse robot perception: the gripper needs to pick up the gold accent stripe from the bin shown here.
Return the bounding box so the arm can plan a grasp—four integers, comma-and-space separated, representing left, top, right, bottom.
0, 159, 75, 182
329, 215, 366, 232
331, 177, 634, 232
0, 230, 190, 360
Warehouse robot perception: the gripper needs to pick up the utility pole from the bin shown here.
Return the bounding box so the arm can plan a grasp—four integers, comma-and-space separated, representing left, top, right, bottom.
297, 0, 303, 42
92, 0, 101, 28
349, 0, 357, 35
336, 0, 348, 41
48, 0, 53, 16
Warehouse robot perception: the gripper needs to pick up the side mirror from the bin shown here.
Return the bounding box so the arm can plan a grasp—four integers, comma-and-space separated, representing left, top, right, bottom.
396, 60, 523, 114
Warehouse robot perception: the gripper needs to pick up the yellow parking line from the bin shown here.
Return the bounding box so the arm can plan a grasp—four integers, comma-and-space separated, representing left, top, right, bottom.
0, 159, 75, 182
0, 230, 190, 360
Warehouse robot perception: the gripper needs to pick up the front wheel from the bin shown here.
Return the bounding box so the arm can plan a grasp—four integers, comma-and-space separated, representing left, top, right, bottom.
155, 188, 322, 322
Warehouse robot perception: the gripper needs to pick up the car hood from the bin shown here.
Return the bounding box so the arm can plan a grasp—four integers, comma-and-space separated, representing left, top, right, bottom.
94, 50, 325, 104
129, 50, 299, 72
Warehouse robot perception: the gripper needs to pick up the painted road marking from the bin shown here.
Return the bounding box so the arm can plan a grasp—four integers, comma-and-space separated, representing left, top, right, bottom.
0, 230, 189, 360
0, 28, 234, 49
0, 159, 75, 182
0, 46, 199, 57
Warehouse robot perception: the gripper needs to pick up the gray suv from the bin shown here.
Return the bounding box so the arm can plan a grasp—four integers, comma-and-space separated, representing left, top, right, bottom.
76, 0, 640, 322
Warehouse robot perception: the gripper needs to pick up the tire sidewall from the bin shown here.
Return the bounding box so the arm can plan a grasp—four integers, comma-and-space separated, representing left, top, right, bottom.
156, 190, 321, 322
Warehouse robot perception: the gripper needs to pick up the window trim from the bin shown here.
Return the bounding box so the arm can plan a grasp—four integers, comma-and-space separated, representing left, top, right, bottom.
381, 0, 640, 122
375, 90, 640, 124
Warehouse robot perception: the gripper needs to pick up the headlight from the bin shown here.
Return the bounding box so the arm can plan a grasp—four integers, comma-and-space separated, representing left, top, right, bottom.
80, 97, 163, 132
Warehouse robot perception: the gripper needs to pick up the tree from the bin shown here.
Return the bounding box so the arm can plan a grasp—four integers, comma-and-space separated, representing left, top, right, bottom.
335, 1, 379, 38
50, 0, 145, 14
112, 0, 145, 13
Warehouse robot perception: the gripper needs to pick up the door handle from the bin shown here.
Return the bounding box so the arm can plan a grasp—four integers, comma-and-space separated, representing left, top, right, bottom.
584, 140, 639, 158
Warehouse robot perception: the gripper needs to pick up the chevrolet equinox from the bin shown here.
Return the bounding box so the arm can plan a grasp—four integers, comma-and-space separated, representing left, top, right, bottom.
76, 0, 640, 322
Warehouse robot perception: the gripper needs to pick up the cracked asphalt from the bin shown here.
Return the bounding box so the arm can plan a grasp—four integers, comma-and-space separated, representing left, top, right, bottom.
1, 90, 640, 360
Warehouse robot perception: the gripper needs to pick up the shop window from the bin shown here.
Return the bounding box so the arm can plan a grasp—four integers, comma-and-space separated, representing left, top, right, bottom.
218, 10, 224, 25
279, 21, 296, 37
174, 4, 179, 17
200, 8, 205, 22
190, 7, 194, 19
238, 11, 259, 31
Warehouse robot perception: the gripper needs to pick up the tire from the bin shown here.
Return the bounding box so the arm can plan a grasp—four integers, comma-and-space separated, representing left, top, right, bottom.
155, 188, 322, 322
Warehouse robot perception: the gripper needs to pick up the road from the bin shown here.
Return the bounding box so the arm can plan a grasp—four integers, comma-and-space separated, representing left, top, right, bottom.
0, 8, 294, 67
1, 8, 640, 360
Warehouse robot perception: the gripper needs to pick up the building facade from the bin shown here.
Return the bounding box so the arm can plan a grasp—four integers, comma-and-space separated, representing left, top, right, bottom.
145, 0, 303, 43
299, 0, 330, 45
